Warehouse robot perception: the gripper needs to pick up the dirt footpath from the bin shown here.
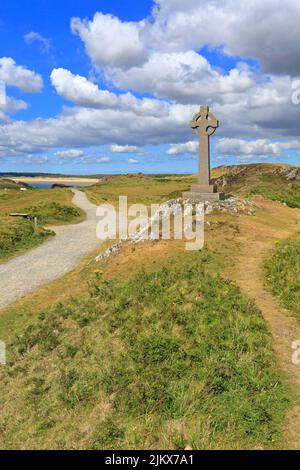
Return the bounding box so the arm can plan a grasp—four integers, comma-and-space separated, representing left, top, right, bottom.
231, 199, 300, 448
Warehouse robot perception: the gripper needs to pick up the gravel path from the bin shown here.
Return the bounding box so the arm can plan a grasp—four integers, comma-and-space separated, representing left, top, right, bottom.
0, 190, 101, 309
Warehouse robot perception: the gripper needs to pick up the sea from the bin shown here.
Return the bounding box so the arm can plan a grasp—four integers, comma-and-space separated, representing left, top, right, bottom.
21, 182, 94, 189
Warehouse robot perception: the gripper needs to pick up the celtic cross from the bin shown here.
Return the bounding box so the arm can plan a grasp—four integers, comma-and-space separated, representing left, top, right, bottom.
190, 105, 219, 187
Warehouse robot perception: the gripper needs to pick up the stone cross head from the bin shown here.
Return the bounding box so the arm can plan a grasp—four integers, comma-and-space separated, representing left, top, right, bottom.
190, 105, 219, 137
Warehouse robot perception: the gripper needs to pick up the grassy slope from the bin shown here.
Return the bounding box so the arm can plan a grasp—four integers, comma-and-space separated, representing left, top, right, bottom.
0, 249, 291, 450
84, 164, 300, 209
0, 187, 85, 261
212, 163, 300, 209
0, 213, 294, 450
265, 233, 300, 319
0, 216, 54, 263
84, 174, 195, 206
0, 179, 23, 190
0, 164, 299, 449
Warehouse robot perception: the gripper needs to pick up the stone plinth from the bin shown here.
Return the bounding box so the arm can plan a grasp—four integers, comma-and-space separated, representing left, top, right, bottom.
183, 189, 225, 202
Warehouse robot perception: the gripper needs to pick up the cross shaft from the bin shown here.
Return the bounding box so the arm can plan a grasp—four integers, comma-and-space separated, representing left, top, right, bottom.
190, 105, 219, 186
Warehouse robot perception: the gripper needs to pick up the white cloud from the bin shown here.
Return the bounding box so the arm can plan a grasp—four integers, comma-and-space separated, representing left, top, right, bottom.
68, 0, 300, 106
106, 51, 254, 104
24, 32, 51, 54
54, 149, 84, 158
47, 151, 113, 165
23, 155, 49, 165
28, 152, 113, 165
2, 2, 300, 165
0, 80, 5, 106
2, 98, 300, 161
0, 102, 198, 158
48, 66, 297, 154
71, 4, 297, 111
167, 137, 300, 162
95, 157, 111, 163
128, 158, 139, 164
215, 138, 293, 160
152, 0, 199, 16
0, 57, 43, 92
166, 141, 197, 155
51, 68, 117, 108
117, 92, 170, 117
0, 76, 28, 119
50, 68, 170, 118
77, 156, 112, 164
71, 12, 146, 69
0, 112, 7, 123
111, 144, 140, 153
150, 0, 300, 75
0, 96, 28, 114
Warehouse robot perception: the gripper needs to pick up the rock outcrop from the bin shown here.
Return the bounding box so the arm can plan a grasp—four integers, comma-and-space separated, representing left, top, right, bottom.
95, 196, 255, 262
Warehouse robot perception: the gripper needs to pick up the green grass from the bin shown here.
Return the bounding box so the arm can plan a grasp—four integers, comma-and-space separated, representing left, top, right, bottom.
265, 235, 300, 319
0, 180, 21, 190
0, 254, 291, 449
21, 201, 83, 225
0, 187, 85, 260
84, 174, 194, 206
270, 188, 300, 209
0, 165, 298, 449
247, 183, 300, 209
0, 187, 84, 223
0, 216, 54, 262
215, 166, 300, 209
84, 165, 300, 210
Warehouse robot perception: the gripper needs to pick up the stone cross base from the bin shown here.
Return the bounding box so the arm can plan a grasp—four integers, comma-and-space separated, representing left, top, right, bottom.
183, 185, 225, 202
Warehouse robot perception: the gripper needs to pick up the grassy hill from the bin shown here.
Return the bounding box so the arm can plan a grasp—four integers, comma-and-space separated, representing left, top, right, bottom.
0, 163, 299, 449
0, 178, 29, 190
0, 251, 291, 450
82, 163, 300, 209
212, 163, 300, 208
265, 233, 300, 320
0, 186, 85, 262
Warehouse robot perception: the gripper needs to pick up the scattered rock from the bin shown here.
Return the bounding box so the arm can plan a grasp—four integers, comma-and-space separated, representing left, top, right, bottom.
204, 196, 256, 216
95, 196, 255, 262
213, 174, 237, 187
274, 166, 300, 181
182, 196, 256, 216
204, 220, 226, 230
95, 242, 122, 262
212, 164, 300, 187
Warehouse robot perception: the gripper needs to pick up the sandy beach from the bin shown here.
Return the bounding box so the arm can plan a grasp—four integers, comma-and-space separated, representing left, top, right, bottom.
12, 177, 100, 184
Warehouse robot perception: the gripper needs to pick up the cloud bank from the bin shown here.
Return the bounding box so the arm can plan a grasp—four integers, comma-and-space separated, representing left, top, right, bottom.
1, 0, 300, 166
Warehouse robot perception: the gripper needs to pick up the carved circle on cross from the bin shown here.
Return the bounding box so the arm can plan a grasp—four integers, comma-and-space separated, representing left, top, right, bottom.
190, 105, 219, 137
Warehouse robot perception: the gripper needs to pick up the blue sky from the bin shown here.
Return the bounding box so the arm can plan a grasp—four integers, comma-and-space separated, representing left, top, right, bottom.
0, 0, 299, 174
0, 1, 152, 122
